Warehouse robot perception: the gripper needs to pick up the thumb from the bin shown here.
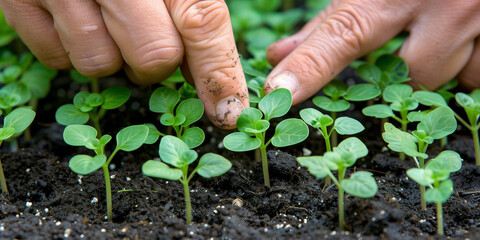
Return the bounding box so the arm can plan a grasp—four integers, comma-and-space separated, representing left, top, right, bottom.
264, 0, 416, 105
165, 0, 249, 129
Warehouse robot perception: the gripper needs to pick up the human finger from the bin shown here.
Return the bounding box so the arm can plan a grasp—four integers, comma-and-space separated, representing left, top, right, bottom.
97, 0, 184, 84
264, 0, 416, 105
0, 1, 71, 69
458, 37, 480, 89
41, 0, 122, 77
165, 0, 249, 129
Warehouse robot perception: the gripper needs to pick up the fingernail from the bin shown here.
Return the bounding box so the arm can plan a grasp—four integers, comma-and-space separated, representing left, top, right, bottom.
216, 95, 245, 127
268, 71, 299, 95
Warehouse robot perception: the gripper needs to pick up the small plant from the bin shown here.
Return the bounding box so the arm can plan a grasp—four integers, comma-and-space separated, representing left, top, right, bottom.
300, 108, 364, 152
63, 124, 149, 221
297, 137, 377, 230
312, 80, 380, 146
147, 87, 205, 148
142, 135, 231, 224
452, 90, 480, 165
356, 54, 410, 91
382, 106, 457, 209
55, 86, 131, 135
0, 107, 35, 193
407, 150, 462, 235
223, 88, 308, 187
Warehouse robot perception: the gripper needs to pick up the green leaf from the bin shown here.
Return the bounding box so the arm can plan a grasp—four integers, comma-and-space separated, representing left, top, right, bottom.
455, 92, 474, 108
417, 107, 456, 140
259, 88, 292, 120
86, 93, 104, 107
407, 111, 428, 122
99, 135, 112, 148
143, 123, 160, 144
382, 123, 428, 158
55, 104, 89, 125
322, 80, 347, 98
73, 92, 92, 112
313, 96, 350, 112
0, 127, 15, 140
20, 62, 57, 98
323, 151, 350, 169
101, 86, 131, 109
356, 63, 381, 85
2, 82, 30, 105
425, 179, 453, 203
4, 107, 35, 134
343, 171, 378, 198
237, 108, 263, 133
159, 135, 190, 168
375, 55, 409, 84
426, 150, 462, 175
334, 137, 368, 159
3, 65, 21, 82
116, 125, 149, 151
176, 98, 204, 127
69, 154, 106, 175
173, 114, 186, 126
383, 84, 412, 103
245, 120, 270, 134
407, 168, 434, 186
223, 132, 261, 152
149, 87, 180, 113
297, 156, 330, 179
63, 125, 97, 146
412, 130, 434, 144
333, 117, 364, 135
272, 118, 309, 147
180, 127, 205, 149
412, 91, 447, 107
470, 89, 480, 103
181, 150, 198, 165
142, 160, 182, 180
196, 153, 232, 178
160, 113, 175, 126
69, 70, 94, 83
299, 108, 325, 128
344, 83, 381, 101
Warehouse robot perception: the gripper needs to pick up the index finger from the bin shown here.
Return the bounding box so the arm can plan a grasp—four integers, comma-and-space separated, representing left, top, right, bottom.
165, 0, 249, 129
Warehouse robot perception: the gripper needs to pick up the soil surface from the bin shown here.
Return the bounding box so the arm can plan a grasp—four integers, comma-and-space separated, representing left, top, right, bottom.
1, 71, 480, 239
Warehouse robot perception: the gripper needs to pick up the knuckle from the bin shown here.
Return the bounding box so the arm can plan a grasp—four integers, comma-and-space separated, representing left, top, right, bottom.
130, 42, 184, 76
175, 0, 230, 42
322, 3, 372, 54
41, 55, 72, 70
74, 54, 122, 78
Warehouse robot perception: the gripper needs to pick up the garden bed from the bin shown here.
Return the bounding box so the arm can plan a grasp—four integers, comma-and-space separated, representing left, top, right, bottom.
1, 72, 480, 239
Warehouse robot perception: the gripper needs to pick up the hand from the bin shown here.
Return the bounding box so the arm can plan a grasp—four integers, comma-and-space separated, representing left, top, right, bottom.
264, 0, 480, 106
0, 0, 248, 129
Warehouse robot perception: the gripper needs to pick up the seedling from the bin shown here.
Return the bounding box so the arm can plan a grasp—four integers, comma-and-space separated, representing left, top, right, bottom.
55, 86, 131, 135
147, 87, 205, 148
452, 90, 480, 165
63, 124, 149, 221
0, 107, 35, 193
223, 88, 309, 187
313, 80, 380, 146
356, 54, 410, 91
298, 137, 377, 230
382, 106, 457, 209
407, 150, 462, 235
69, 70, 99, 93
300, 107, 364, 152
142, 135, 231, 224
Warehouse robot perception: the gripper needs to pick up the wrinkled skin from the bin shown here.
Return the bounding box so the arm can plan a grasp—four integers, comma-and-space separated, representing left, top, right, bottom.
265, 0, 480, 105
0, 0, 248, 129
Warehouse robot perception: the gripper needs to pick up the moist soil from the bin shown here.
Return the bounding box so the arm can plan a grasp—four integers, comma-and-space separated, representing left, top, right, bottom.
1, 71, 480, 239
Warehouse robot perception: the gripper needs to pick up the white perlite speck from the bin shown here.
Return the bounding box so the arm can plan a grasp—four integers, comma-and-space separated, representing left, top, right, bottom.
26, 202, 32, 207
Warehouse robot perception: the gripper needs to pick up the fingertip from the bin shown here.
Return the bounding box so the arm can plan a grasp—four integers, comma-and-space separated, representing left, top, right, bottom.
209, 95, 246, 130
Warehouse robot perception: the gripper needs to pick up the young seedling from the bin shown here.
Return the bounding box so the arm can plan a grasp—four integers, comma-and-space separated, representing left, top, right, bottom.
298, 137, 377, 230
452, 90, 480, 165
0, 107, 35, 193
313, 80, 380, 146
300, 108, 364, 152
147, 87, 205, 148
407, 150, 462, 235
55, 86, 131, 135
142, 135, 231, 225
63, 124, 149, 221
382, 106, 457, 209
356, 54, 410, 91
223, 88, 309, 187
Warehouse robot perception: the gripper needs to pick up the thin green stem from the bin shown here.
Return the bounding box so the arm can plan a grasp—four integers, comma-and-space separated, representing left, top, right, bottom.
0, 158, 8, 193
91, 78, 100, 93
260, 145, 270, 187
337, 167, 346, 230
101, 164, 112, 221
90, 111, 102, 136
418, 141, 429, 210
331, 112, 338, 147
472, 127, 480, 166
437, 202, 443, 235
181, 179, 192, 225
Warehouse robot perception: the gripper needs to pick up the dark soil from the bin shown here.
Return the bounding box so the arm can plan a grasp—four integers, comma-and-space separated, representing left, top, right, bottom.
1, 71, 480, 239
